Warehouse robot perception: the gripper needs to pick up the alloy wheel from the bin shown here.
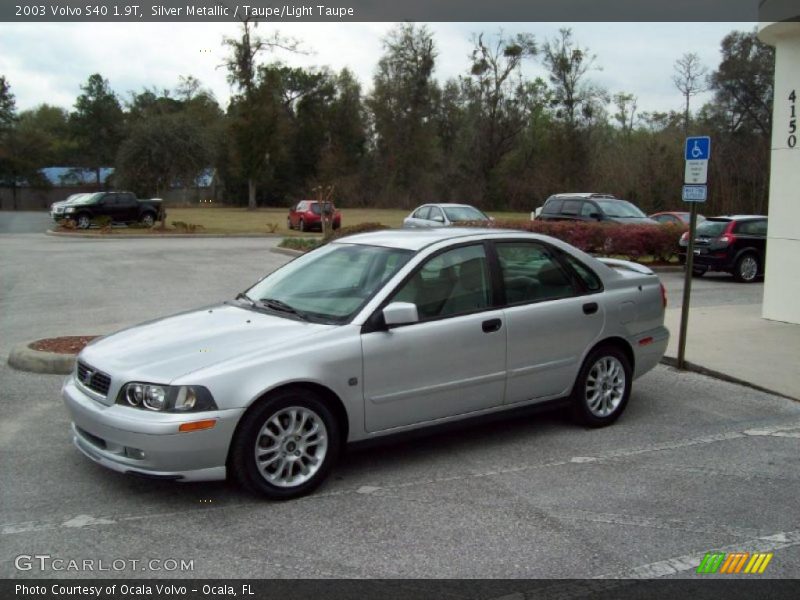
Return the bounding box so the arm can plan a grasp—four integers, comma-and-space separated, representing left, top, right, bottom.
739, 256, 758, 281
585, 356, 626, 417
253, 406, 328, 488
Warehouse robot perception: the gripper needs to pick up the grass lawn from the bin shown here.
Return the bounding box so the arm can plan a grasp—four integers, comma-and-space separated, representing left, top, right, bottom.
166, 207, 532, 235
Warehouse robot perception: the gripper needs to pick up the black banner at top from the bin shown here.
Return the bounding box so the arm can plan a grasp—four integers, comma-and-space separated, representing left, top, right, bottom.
2, 0, 800, 23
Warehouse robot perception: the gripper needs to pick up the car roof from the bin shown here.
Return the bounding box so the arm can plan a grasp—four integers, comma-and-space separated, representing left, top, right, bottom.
420, 203, 478, 209
549, 193, 616, 199
334, 227, 541, 251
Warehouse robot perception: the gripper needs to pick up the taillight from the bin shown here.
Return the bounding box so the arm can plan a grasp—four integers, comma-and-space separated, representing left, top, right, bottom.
718, 233, 736, 246
680, 231, 689, 242
659, 282, 667, 309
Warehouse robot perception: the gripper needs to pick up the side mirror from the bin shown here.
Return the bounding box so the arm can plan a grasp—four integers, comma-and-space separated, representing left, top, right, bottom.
382, 302, 419, 327
590, 212, 602, 220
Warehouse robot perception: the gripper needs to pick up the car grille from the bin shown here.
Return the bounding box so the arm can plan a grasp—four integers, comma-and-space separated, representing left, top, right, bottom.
76, 361, 111, 397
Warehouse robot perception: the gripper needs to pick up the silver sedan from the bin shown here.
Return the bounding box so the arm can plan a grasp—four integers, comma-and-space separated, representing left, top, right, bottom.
62, 228, 669, 499
403, 203, 492, 228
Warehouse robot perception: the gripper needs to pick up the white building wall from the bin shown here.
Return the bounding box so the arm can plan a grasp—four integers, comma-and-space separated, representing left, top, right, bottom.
759, 16, 800, 324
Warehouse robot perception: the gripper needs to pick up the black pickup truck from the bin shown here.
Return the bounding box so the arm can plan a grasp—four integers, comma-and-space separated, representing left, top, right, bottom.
62, 192, 164, 229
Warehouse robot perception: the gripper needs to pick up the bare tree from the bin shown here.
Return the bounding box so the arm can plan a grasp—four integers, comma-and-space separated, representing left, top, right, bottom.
672, 52, 708, 136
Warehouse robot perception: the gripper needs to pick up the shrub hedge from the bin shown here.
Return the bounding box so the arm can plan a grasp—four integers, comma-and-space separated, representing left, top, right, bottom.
458, 220, 686, 263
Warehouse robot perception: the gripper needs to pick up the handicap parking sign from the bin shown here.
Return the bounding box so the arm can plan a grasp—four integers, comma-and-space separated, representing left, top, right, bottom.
685, 136, 711, 161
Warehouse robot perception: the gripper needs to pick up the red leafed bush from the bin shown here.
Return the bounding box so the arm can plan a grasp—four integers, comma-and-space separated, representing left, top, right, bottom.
461, 220, 686, 263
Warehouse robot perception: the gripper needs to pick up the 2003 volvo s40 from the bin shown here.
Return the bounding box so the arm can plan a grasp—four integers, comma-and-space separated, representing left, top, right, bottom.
63, 228, 669, 499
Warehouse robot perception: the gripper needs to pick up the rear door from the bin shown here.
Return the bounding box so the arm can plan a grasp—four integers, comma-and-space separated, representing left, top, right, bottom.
495, 241, 605, 403
117, 193, 138, 221
361, 243, 507, 432
733, 218, 768, 263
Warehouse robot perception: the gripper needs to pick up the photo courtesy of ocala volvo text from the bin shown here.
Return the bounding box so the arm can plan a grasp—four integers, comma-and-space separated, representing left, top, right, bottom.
62, 228, 669, 500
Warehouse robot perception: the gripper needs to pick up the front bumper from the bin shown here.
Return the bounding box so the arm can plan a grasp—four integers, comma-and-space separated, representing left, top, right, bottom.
62, 376, 244, 482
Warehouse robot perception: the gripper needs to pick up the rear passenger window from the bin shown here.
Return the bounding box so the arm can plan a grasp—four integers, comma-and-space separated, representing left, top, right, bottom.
561, 200, 581, 215
496, 243, 577, 304
562, 254, 603, 293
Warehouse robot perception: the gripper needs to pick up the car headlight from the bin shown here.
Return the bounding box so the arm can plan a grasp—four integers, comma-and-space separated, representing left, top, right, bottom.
118, 383, 217, 412
64, 207, 75, 213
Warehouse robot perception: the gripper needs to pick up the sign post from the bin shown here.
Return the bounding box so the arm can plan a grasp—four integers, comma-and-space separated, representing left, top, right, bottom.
677, 136, 710, 369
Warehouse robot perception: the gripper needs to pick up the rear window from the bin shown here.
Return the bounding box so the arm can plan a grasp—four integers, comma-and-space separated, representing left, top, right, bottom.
734, 220, 767, 236
542, 199, 563, 214
696, 219, 730, 237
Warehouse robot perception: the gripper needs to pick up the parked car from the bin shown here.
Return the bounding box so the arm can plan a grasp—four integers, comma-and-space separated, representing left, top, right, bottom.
537, 193, 658, 225
50, 193, 90, 222
679, 215, 767, 282
62, 192, 163, 229
63, 228, 669, 500
403, 203, 491, 228
649, 211, 705, 225
287, 200, 341, 232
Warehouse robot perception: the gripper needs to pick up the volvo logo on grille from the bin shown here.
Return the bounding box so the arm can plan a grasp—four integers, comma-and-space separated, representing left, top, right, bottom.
82, 369, 94, 385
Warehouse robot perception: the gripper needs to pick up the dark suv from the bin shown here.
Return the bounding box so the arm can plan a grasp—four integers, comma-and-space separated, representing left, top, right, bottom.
537, 193, 658, 225
679, 215, 768, 283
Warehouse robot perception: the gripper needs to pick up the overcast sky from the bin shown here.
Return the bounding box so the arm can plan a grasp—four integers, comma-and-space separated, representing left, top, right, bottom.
0, 21, 751, 116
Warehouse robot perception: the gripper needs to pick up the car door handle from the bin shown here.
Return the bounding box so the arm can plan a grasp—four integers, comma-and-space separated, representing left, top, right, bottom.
482, 318, 502, 333
583, 302, 598, 315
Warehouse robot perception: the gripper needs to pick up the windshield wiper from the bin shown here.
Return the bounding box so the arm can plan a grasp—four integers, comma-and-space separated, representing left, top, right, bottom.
257, 297, 309, 320
235, 292, 255, 306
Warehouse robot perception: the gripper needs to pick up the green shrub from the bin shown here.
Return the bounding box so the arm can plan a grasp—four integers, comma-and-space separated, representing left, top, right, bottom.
323, 222, 388, 242
279, 238, 320, 252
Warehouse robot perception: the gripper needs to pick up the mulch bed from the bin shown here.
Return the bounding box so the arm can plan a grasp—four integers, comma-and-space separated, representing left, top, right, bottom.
29, 336, 99, 355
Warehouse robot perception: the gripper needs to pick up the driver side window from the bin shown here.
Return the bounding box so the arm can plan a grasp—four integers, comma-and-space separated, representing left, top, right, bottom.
392, 245, 491, 320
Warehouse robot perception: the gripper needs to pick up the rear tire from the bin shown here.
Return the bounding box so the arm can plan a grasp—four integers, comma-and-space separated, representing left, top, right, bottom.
140, 212, 155, 227
733, 252, 759, 283
571, 345, 632, 428
229, 389, 340, 500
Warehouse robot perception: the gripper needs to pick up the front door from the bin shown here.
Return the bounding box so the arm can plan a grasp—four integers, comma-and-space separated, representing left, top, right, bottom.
362, 244, 507, 432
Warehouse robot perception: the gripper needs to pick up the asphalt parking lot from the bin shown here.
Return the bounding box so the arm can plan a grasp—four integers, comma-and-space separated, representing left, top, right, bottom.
2, 214, 799, 580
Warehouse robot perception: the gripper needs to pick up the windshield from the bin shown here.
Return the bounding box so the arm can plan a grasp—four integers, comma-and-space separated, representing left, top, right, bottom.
69, 193, 102, 205
244, 243, 413, 323
596, 200, 647, 218
443, 206, 489, 222
696, 219, 730, 237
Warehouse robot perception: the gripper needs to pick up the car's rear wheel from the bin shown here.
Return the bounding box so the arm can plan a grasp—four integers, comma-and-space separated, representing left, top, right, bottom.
229, 389, 340, 500
140, 212, 155, 227
734, 253, 759, 283
571, 345, 632, 427
691, 267, 706, 277
76, 213, 91, 229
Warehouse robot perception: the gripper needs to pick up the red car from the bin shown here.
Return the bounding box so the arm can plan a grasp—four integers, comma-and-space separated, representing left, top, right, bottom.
287, 200, 342, 232
649, 211, 705, 225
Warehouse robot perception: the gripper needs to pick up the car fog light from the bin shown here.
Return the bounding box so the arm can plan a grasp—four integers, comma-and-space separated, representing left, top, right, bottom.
126, 384, 144, 406
143, 385, 167, 411
125, 447, 145, 460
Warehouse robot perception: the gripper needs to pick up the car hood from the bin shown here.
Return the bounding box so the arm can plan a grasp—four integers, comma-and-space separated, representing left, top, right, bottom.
79, 304, 334, 384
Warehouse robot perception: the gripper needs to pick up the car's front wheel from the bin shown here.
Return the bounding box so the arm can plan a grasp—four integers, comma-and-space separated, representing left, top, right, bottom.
299, 218, 306, 232
733, 252, 759, 283
76, 213, 91, 229
571, 345, 632, 427
286, 217, 293, 230
229, 389, 340, 500
140, 212, 155, 227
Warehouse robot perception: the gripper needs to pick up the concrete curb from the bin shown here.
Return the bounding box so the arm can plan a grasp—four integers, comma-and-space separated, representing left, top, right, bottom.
270, 247, 306, 257
8, 343, 75, 375
45, 229, 286, 240
660, 356, 799, 403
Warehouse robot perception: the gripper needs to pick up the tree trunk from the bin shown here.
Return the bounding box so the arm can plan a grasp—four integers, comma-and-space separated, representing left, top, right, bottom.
248, 179, 256, 210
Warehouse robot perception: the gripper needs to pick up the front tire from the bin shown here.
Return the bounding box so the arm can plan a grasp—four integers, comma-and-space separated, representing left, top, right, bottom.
140, 212, 155, 227
229, 389, 340, 500
76, 213, 91, 229
571, 345, 632, 427
299, 218, 306, 232
733, 252, 759, 283
286, 217, 293, 230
